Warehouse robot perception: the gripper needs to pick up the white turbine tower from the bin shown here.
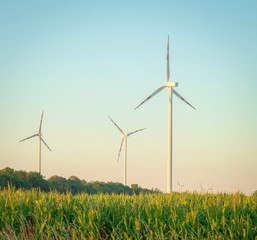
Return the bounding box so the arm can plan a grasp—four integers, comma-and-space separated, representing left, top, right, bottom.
135, 37, 195, 193
19, 111, 51, 174
108, 116, 146, 186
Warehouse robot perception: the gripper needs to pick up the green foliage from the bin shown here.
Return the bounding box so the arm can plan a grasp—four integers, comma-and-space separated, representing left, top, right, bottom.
0, 189, 256, 239
0, 167, 155, 195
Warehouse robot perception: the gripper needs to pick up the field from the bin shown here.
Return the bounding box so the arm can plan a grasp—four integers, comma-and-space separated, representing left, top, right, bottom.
0, 188, 256, 239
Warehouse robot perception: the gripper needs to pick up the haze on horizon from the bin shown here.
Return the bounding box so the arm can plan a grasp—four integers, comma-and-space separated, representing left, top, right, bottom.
0, 1, 256, 195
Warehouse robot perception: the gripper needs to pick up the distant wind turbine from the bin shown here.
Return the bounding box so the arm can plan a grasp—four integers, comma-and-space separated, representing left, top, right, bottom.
177, 182, 185, 193
19, 111, 51, 174
135, 36, 196, 193
108, 116, 146, 186
200, 183, 213, 193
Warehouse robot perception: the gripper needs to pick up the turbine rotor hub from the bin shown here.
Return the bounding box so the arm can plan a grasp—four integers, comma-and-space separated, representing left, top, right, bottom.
166, 82, 178, 88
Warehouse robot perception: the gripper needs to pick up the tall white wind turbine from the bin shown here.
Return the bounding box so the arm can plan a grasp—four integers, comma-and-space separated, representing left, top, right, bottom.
135, 37, 195, 193
108, 116, 146, 186
19, 111, 51, 174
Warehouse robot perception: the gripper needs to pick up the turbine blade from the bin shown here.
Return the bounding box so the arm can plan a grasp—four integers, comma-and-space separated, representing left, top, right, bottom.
135, 86, 166, 110
128, 128, 146, 136
41, 138, 52, 151
39, 111, 44, 132
166, 36, 170, 82
108, 116, 124, 134
19, 134, 38, 142
173, 89, 196, 110
117, 137, 124, 162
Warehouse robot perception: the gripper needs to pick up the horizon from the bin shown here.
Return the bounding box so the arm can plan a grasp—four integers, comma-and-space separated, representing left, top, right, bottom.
1, 166, 256, 195
1, 1, 257, 195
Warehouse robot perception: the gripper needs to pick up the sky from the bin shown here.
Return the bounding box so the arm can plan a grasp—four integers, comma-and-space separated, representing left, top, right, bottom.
1, 1, 257, 195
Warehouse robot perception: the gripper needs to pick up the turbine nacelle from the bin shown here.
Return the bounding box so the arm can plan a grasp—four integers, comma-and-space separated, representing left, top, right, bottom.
166, 82, 178, 88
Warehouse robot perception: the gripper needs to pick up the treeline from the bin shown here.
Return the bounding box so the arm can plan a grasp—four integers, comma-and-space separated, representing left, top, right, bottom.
0, 167, 160, 195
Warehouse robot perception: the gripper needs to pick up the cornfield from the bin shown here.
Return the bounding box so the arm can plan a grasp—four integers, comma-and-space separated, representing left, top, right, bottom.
0, 187, 256, 239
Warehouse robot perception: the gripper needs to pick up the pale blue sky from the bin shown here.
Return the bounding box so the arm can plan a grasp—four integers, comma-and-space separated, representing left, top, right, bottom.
1, 1, 256, 194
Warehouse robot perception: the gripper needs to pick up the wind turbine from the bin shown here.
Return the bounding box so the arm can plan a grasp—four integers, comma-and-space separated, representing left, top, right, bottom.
177, 182, 185, 193
135, 37, 195, 193
108, 116, 146, 186
19, 111, 51, 174
200, 183, 213, 193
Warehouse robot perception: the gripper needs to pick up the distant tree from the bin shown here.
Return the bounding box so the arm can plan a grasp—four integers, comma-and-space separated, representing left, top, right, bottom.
91, 181, 107, 193
131, 184, 138, 189
48, 175, 69, 193
27, 172, 49, 191
123, 185, 133, 195
131, 183, 142, 195
109, 182, 131, 194
81, 180, 96, 194
0, 174, 14, 188
15, 170, 31, 189
0, 167, 19, 188
151, 187, 161, 193
0, 167, 160, 195
67, 176, 85, 194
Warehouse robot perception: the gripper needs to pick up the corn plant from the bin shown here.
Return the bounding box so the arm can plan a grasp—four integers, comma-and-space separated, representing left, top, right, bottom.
0, 188, 256, 239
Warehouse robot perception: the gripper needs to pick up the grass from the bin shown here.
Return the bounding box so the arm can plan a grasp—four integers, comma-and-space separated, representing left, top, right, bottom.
0, 187, 256, 239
